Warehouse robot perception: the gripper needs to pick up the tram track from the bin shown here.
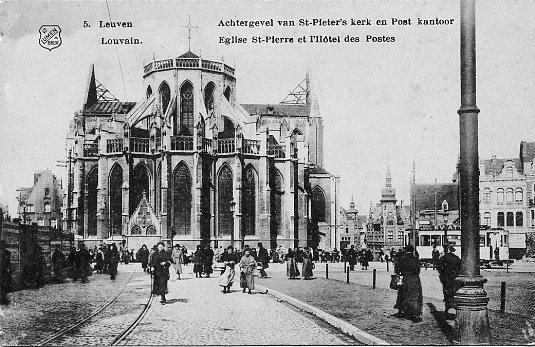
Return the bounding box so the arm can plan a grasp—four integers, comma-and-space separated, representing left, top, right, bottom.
36, 269, 153, 346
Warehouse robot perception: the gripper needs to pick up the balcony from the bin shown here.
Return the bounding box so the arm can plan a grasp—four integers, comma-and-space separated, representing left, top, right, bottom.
242, 139, 260, 154
268, 144, 285, 158
83, 143, 98, 157
106, 138, 124, 153
217, 138, 235, 154
130, 137, 149, 153
171, 136, 194, 151
143, 57, 235, 78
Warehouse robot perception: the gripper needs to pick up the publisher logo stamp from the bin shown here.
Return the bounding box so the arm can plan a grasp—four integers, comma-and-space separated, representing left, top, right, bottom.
39, 25, 62, 51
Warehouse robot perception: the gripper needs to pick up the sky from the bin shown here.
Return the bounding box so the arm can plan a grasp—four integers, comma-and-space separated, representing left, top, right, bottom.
0, 0, 535, 216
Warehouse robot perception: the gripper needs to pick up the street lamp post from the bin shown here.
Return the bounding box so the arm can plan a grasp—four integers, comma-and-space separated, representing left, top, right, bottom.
454, 0, 491, 343
229, 198, 236, 249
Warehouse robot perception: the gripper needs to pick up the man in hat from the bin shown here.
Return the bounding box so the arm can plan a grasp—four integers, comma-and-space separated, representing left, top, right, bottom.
150, 242, 172, 304
437, 245, 461, 319
256, 242, 269, 278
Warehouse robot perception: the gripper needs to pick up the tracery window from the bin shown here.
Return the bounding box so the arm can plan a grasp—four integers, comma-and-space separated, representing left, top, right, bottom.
179, 82, 194, 135
173, 162, 192, 235
242, 166, 256, 236
130, 164, 150, 215
131, 225, 141, 235
270, 169, 283, 237
311, 186, 326, 223
146, 85, 152, 99
204, 82, 215, 115
159, 82, 171, 114
87, 168, 98, 236
217, 166, 233, 236
109, 164, 123, 235
146, 225, 156, 235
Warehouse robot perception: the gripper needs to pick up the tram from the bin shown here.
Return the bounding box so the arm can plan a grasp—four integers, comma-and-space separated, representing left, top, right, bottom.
417, 224, 509, 264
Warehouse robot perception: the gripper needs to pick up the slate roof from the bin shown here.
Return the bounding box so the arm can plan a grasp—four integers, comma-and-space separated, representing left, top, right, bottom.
481, 158, 521, 176
84, 101, 136, 115
178, 50, 199, 59
412, 183, 459, 212
241, 104, 311, 117
308, 166, 332, 175
520, 141, 535, 171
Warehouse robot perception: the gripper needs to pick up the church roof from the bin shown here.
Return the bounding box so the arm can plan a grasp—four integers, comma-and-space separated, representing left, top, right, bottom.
241, 104, 311, 117
178, 50, 199, 59
412, 183, 459, 212
84, 101, 137, 115
308, 166, 332, 175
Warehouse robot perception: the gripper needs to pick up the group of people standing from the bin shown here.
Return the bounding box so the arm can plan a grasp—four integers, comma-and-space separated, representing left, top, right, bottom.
285, 247, 314, 280
344, 245, 374, 271
391, 243, 461, 323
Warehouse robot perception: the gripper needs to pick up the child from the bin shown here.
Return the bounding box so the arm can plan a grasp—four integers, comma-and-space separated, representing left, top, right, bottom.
219, 261, 236, 294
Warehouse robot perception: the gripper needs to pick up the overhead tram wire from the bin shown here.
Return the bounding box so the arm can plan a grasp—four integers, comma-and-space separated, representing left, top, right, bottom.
105, 0, 128, 100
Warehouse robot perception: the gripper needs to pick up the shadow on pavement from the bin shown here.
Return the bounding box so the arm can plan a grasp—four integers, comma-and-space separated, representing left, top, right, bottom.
427, 303, 454, 344
165, 298, 189, 304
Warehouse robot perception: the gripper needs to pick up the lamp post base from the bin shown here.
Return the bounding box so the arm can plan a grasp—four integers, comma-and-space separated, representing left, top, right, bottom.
453, 276, 491, 345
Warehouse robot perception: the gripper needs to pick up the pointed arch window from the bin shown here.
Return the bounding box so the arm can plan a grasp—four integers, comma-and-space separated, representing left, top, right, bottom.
200, 160, 212, 241
179, 82, 194, 135
109, 165, 123, 235
146, 85, 153, 99
204, 82, 216, 115
218, 166, 233, 236
224, 86, 231, 101
87, 168, 98, 236
242, 166, 256, 236
173, 162, 192, 235
159, 82, 171, 114
311, 187, 327, 223
130, 164, 150, 215
270, 169, 283, 237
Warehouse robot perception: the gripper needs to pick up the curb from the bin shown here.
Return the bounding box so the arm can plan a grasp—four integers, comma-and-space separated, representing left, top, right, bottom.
256, 284, 390, 345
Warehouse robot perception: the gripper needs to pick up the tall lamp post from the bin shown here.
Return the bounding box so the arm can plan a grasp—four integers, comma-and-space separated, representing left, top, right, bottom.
229, 198, 236, 249
454, 0, 491, 343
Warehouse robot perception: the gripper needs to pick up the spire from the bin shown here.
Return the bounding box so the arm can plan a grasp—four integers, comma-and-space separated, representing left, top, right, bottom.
386, 166, 392, 188
83, 64, 98, 108
349, 194, 355, 209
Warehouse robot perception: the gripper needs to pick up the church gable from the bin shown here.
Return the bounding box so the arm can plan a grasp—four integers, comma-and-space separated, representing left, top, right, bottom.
127, 193, 161, 236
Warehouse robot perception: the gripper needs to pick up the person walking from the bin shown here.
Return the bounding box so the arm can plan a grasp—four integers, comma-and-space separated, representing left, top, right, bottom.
171, 244, 184, 280
285, 248, 300, 279
347, 245, 358, 271
256, 242, 269, 278
94, 247, 104, 274
203, 245, 214, 278
396, 245, 423, 323
301, 247, 314, 280
108, 243, 120, 280
102, 245, 111, 274
150, 242, 172, 304
0, 240, 12, 305
193, 245, 203, 278
51, 245, 66, 282
219, 261, 236, 294
239, 249, 256, 294
437, 245, 461, 319
77, 243, 92, 283
137, 244, 150, 272
431, 245, 440, 270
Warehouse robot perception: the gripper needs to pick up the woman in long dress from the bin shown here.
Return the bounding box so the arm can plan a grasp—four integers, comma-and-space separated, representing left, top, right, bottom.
150, 242, 172, 304
285, 248, 300, 279
171, 244, 184, 280
239, 249, 256, 294
302, 247, 314, 280
398, 245, 423, 323
218, 261, 236, 294
193, 245, 203, 278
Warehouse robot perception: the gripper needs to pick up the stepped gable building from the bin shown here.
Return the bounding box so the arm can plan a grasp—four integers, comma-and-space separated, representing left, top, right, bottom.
16, 170, 63, 228
64, 50, 339, 251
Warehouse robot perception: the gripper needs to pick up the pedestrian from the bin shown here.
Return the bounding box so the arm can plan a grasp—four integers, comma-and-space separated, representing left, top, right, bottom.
51, 245, 66, 282
256, 242, 269, 278
302, 247, 314, 280
285, 248, 300, 279
431, 245, 440, 270
0, 240, 12, 305
219, 261, 236, 294
95, 247, 104, 274
347, 245, 358, 271
332, 248, 340, 263
360, 249, 370, 270
379, 248, 384, 263
77, 243, 92, 283
171, 244, 184, 280
395, 245, 423, 323
150, 241, 172, 304
203, 245, 214, 278
239, 248, 256, 294
67, 247, 77, 280
23, 243, 46, 288
220, 247, 239, 274
192, 245, 203, 278
137, 244, 150, 272
109, 243, 120, 280
437, 245, 461, 320
102, 245, 111, 274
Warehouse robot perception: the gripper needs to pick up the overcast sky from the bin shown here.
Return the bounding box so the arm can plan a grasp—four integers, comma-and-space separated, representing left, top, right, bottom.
1, 0, 535, 216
